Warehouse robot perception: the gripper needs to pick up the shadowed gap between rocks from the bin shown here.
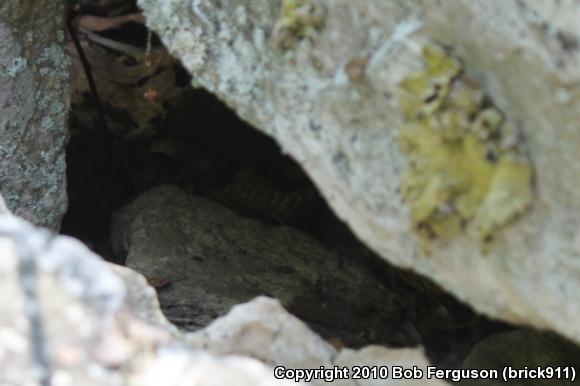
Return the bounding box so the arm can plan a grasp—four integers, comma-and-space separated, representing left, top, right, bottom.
59, 6, 513, 368
61, 84, 513, 368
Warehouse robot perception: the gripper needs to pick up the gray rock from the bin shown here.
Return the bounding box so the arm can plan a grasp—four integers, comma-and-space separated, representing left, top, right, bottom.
185, 296, 448, 386
0, 193, 11, 216
0, 214, 443, 385
132, 349, 302, 386
112, 184, 414, 347
186, 296, 337, 370
0, 2, 69, 229
0, 215, 129, 385
138, 0, 580, 343
335, 345, 449, 386
460, 329, 580, 385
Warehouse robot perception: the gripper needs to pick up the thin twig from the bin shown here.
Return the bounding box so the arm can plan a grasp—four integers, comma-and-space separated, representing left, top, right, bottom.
67, 17, 109, 132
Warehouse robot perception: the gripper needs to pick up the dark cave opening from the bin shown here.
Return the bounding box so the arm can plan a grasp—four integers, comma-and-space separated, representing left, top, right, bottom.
61, 84, 511, 368
61, 87, 335, 260
61, 2, 513, 369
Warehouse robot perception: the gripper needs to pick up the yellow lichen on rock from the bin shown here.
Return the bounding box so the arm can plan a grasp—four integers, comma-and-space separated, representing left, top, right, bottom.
397, 45, 534, 243
271, 0, 325, 49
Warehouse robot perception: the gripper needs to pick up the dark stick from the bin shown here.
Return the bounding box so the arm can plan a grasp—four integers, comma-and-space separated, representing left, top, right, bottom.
67, 18, 109, 132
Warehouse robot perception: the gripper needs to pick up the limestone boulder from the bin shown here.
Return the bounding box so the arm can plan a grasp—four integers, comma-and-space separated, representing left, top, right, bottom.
138, 0, 580, 343
111, 184, 417, 347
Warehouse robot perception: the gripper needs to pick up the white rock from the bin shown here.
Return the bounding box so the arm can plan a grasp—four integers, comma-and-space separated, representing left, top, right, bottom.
138, 0, 580, 344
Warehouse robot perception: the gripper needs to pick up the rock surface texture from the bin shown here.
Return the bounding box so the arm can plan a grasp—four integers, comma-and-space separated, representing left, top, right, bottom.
112, 185, 416, 347
0, 214, 445, 385
138, 0, 580, 343
0, 2, 70, 229
460, 329, 580, 386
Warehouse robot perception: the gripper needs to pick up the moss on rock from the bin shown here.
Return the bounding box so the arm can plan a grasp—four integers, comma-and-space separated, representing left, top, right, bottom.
397, 45, 534, 243
271, 0, 325, 49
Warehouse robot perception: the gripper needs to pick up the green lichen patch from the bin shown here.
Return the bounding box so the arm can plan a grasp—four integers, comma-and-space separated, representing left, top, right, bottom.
397, 45, 534, 243
271, 0, 325, 49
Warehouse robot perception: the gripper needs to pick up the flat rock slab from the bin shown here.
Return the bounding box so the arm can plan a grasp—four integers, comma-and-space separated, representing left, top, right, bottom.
112, 185, 415, 347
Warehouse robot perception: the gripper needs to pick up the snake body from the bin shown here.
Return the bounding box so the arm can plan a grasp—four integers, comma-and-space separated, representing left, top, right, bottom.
206, 167, 318, 225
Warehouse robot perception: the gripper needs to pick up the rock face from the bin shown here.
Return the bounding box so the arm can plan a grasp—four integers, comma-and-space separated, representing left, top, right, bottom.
0, 215, 131, 386
461, 329, 580, 386
111, 185, 416, 347
186, 297, 447, 386
0, 2, 69, 229
0, 213, 445, 386
138, 0, 580, 343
